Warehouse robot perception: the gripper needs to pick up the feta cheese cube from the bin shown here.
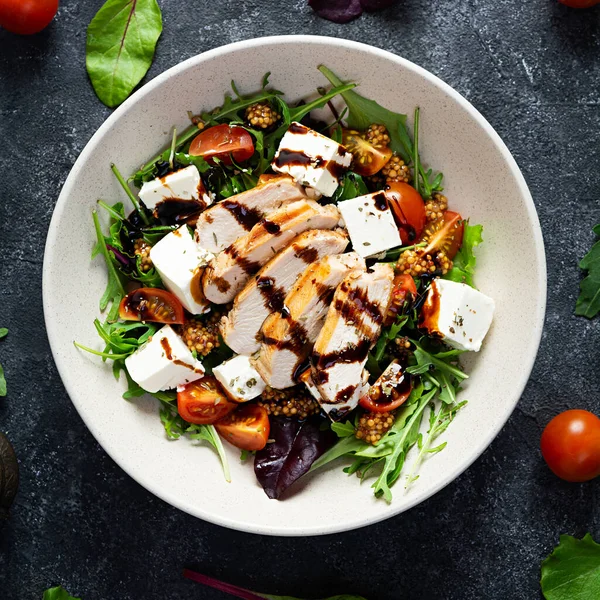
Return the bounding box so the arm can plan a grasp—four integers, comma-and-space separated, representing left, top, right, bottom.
272, 122, 351, 197
337, 191, 402, 258
125, 325, 205, 393
150, 225, 214, 315
419, 279, 495, 352
138, 165, 212, 211
213, 355, 266, 402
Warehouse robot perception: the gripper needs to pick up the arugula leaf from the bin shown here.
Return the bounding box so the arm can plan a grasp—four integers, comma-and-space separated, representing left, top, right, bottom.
132, 131, 206, 186
318, 65, 407, 158
182, 569, 368, 600
541, 533, 600, 600
0, 328, 6, 397
404, 399, 467, 489
86, 0, 163, 108
575, 224, 600, 318
331, 420, 356, 438
406, 340, 468, 383
92, 210, 125, 322
372, 387, 434, 502
332, 172, 369, 202
445, 222, 484, 288
187, 423, 231, 482
117, 373, 232, 482
42, 587, 81, 600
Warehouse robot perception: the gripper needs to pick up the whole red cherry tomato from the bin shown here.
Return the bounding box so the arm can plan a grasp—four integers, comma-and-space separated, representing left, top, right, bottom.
0, 0, 59, 35
541, 409, 600, 482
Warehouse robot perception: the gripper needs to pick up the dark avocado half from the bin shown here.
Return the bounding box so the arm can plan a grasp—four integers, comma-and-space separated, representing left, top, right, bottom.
0, 432, 19, 519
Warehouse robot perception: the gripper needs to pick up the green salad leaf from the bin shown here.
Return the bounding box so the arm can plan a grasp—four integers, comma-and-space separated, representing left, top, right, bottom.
313, 335, 468, 501
404, 399, 467, 489
43, 587, 81, 600
445, 222, 484, 288
92, 210, 125, 323
86, 0, 163, 108
541, 533, 600, 599
372, 386, 434, 502
157, 394, 231, 482
318, 65, 407, 158
318, 66, 444, 200
0, 327, 6, 397
575, 224, 600, 318
333, 172, 369, 202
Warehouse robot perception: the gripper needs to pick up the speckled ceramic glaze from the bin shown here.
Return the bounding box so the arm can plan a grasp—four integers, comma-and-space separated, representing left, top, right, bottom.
42, 36, 546, 536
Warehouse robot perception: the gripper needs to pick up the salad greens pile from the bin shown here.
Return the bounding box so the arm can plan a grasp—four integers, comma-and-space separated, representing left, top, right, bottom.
83, 65, 485, 501
312, 345, 468, 502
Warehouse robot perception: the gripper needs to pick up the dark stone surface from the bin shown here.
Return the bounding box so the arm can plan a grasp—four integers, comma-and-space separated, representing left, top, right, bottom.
1, 0, 599, 598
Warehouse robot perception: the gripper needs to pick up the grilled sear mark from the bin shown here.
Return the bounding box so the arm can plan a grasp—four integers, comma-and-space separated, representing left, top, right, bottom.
195, 175, 308, 253
202, 200, 341, 304
220, 229, 349, 355
311, 263, 394, 419
253, 253, 366, 390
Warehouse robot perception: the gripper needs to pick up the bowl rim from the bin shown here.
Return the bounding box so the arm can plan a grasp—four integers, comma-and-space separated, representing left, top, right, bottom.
43, 34, 547, 536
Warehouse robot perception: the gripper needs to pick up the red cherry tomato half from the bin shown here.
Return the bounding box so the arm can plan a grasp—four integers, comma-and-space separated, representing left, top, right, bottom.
0, 0, 58, 35
360, 362, 412, 413
215, 404, 270, 451
385, 182, 426, 245
177, 377, 237, 425
559, 0, 599, 7
189, 124, 254, 165
342, 129, 393, 177
119, 288, 185, 324
541, 409, 600, 482
384, 273, 417, 326
421, 210, 465, 260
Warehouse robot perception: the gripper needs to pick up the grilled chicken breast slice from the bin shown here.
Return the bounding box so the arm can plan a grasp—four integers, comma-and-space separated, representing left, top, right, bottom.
221, 229, 349, 355
254, 252, 366, 390
311, 263, 394, 421
195, 175, 308, 253
202, 200, 341, 304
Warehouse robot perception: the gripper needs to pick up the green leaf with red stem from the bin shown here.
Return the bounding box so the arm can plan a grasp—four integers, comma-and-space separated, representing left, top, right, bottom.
183, 569, 368, 600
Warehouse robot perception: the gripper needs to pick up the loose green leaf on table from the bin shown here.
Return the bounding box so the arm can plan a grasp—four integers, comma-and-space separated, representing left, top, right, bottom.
183, 569, 368, 600
541, 533, 600, 600
0, 328, 7, 397
43, 586, 81, 600
575, 224, 600, 318
86, 0, 163, 108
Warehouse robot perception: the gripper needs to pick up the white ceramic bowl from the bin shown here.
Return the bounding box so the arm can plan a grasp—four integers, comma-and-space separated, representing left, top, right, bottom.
43, 36, 546, 536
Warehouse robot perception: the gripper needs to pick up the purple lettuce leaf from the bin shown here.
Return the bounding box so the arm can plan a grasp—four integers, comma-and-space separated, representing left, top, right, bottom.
254, 416, 336, 499
360, 0, 395, 10
308, 0, 363, 23
309, 0, 395, 23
